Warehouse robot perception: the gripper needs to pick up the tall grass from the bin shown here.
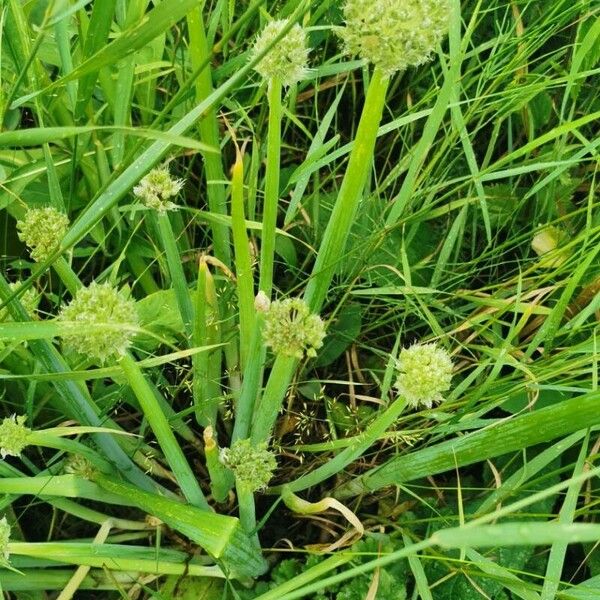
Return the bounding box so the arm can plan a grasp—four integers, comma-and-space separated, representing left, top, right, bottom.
0, 0, 599, 598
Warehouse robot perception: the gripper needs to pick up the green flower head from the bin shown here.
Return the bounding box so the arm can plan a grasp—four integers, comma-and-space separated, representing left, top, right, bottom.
0, 282, 38, 322
59, 282, 138, 363
338, 0, 449, 76
251, 19, 309, 86
133, 166, 184, 213
17, 206, 69, 262
222, 439, 277, 492
395, 342, 453, 409
531, 225, 569, 268
0, 414, 31, 459
262, 297, 326, 359
64, 454, 97, 480
0, 516, 11, 566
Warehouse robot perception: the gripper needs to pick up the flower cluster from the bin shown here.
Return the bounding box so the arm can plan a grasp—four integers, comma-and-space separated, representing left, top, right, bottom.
17, 206, 69, 262
338, 0, 449, 76
395, 342, 453, 409
0, 282, 38, 322
222, 439, 276, 492
133, 166, 184, 213
59, 282, 138, 363
251, 19, 309, 86
0, 516, 10, 566
262, 298, 325, 359
64, 454, 97, 479
0, 414, 30, 459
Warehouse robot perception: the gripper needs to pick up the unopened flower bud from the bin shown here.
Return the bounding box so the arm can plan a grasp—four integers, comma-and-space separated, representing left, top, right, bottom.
222, 439, 276, 492
338, 0, 449, 76
133, 166, 184, 213
262, 297, 325, 359
59, 282, 138, 363
255, 290, 271, 313
17, 207, 69, 262
395, 342, 453, 409
0, 414, 30, 459
251, 19, 309, 86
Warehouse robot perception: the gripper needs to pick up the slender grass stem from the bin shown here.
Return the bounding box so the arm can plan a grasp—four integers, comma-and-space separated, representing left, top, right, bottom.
258, 78, 283, 297
118, 352, 209, 510
250, 354, 296, 444
154, 212, 194, 338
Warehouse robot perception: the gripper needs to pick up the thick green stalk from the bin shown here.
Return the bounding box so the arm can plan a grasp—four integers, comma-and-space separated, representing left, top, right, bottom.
52, 257, 82, 295
186, 8, 231, 267
334, 388, 600, 498
155, 212, 194, 338
192, 259, 222, 426
118, 352, 209, 510
231, 151, 255, 368
250, 354, 297, 444
231, 320, 266, 442
258, 78, 283, 297
304, 68, 389, 313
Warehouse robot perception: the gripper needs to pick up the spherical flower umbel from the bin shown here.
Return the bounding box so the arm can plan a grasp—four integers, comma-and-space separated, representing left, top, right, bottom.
222, 439, 276, 492
133, 166, 184, 213
0, 282, 38, 322
338, 0, 449, 76
395, 342, 453, 409
251, 19, 309, 86
59, 282, 138, 363
0, 516, 11, 566
0, 414, 31, 459
262, 298, 325, 359
17, 206, 69, 262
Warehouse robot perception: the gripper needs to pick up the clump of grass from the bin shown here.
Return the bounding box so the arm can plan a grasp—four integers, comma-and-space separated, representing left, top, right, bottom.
1, 0, 599, 598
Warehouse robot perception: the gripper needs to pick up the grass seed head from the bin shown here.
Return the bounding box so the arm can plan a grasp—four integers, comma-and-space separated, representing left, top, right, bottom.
222, 439, 277, 492
338, 0, 449, 76
251, 19, 309, 86
395, 342, 453, 409
133, 166, 184, 213
0, 414, 31, 459
262, 297, 326, 359
17, 207, 69, 263
59, 282, 138, 363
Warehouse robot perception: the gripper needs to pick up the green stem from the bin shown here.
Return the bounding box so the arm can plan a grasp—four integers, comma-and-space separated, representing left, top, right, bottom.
118, 352, 209, 510
304, 68, 389, 313
237, 482, 258, 538
250, 354, 297, 444
231, 151, 255, 368
186, 8, 231, 268
231, 319, 266, 442
155, 212, 194, 339
258, 78, 283, 297
52, 257, 82, 295
192, 259, 222, 427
